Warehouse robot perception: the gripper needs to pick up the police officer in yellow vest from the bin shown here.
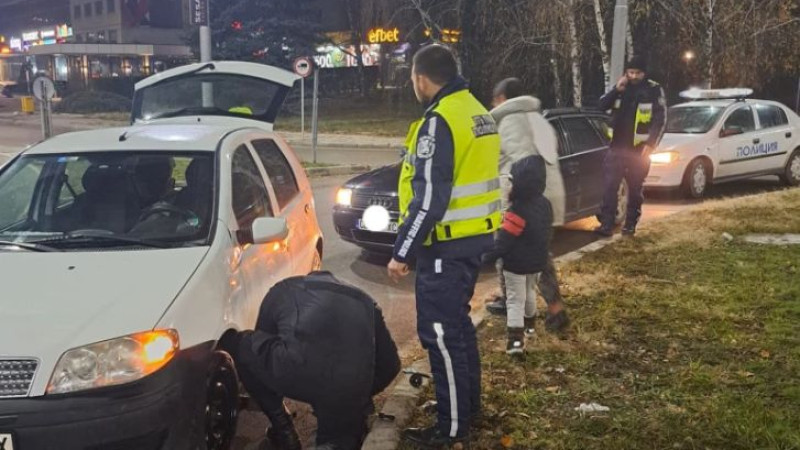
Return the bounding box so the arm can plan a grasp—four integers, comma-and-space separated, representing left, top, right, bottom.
387, 45, 501, 448
595, 56, 666, 237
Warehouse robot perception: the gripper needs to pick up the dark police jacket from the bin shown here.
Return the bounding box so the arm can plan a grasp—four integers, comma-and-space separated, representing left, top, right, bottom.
598, 79, 666, 151
236, 272, 400, 406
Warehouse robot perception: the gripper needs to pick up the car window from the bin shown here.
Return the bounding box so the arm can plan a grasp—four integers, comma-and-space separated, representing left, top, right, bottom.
0, 159, 44, 228
589, 117, 612, 145
723, 106, 755, 133
756, 105, 789, 129
562, 117, 605, 154
251, 139, 300, 209
232, 145, 273, 230
549, 119, 571, 157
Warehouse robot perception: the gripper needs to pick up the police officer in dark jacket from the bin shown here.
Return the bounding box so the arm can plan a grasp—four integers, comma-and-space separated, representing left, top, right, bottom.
595, 56, 667, 237
222, 272, 401, 450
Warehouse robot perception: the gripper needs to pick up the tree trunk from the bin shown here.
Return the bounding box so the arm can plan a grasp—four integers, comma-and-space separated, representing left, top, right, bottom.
460, 0, 477, 82
344, 0, 368, 97
567, 0, 583, 106
704, 0, 714, 88
626, 19, 634, 57
593, 0, 611, 88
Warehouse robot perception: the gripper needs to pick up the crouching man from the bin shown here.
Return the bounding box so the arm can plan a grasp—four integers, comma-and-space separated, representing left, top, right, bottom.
221, 271, 401, 450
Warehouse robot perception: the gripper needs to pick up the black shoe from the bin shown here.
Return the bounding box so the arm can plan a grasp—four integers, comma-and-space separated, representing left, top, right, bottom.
402, 425, 469, 449
506, 327, 525, 355
621, 226, 636, 236
593, 225, 614, 237
545, 310, 570, 333
524, 316, 536, 337
485, 296, 507, 316
264, 404, 301, 450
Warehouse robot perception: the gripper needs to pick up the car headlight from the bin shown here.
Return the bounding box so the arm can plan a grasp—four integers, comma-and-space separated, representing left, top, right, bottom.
47, 329, 179, 395
336, 188, 353, 207
649, 151, 680, 164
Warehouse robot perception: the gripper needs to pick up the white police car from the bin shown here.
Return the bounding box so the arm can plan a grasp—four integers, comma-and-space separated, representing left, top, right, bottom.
646, 88, 800, 198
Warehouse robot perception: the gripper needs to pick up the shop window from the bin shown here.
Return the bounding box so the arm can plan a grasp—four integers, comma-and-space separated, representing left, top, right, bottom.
84, 3, 92, 17
95, 1, 103, 15
74, 5, 82, 19
107, 0, 116, 13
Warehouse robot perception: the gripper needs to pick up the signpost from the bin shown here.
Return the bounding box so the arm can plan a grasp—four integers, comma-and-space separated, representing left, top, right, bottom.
609, 0, 629, 91
33, 75, 55, 139
293, 57, 314, 138
192, 0, 213, 106
311, 67, 320, 164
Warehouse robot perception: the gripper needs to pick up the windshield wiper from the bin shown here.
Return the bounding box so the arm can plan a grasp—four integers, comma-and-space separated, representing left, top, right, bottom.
32, 231, 170, 249
0, 240, 61, 252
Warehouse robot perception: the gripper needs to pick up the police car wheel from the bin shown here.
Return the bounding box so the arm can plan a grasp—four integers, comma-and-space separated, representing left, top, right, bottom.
780, 149, 800, 186
682, 159, 709, 199
205, 352, 239, 450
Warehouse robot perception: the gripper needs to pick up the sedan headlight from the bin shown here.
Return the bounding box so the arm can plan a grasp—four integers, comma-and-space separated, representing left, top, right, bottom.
336, 188, 353, 207
47, 329, 179, 395
650, 151, 680, 164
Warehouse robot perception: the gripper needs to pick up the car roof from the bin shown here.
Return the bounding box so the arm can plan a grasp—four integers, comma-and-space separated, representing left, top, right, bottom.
544, 107, 608, 118
672, 99, 788, 109
25, 124, 262, 155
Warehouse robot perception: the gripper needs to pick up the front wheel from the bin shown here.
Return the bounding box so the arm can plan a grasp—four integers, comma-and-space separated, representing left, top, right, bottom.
205, 352, 239, 450
682, 159, 710, 199
780, 148, 800, 186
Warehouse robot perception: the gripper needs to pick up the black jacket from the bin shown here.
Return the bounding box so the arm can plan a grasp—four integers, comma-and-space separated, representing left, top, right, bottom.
598, 79, 666, 150
235, 272, 400, 406
483, 155, 552, 275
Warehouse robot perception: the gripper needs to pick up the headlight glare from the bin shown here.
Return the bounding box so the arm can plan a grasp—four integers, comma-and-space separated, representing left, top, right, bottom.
48, 329, 179, 395
336, 188, 353, 207
649, 151, 679, 164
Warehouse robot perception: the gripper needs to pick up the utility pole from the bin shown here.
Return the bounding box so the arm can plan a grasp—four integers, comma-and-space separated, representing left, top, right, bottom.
608, 0, 629, 91
198, 0, 213, 107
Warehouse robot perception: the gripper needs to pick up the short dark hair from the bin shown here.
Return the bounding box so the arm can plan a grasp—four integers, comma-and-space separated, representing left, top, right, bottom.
412, 45, 458, 85
493, 78, 525, 100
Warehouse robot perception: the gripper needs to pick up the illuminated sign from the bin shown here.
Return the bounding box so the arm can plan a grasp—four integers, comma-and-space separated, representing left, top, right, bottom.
314, 44, 381, 69
9, 38, 22, 50
190, 0, 209, 25
367, 27, 400, 44
424, 28, 462, 43
22, 31, 40, 42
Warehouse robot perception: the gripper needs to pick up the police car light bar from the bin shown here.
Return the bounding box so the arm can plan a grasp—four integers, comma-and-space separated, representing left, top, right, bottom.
679, 88, 753, 100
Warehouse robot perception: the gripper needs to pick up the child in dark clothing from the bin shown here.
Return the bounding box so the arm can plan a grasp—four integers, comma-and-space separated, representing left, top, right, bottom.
483, 155, 553, 355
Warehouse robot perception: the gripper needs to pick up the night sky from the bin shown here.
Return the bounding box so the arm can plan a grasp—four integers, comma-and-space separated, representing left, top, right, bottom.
0, 0, 73, 36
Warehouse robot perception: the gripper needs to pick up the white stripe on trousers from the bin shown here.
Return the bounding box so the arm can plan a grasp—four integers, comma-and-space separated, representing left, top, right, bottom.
433, 322, 459, 437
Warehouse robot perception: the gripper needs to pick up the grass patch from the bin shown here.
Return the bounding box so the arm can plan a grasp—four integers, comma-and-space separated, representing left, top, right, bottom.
402, 188, 800, 450
275, 96, 419, 137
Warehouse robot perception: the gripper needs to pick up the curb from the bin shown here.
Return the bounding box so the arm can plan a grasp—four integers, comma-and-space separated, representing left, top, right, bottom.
360, 234, 621, 450
305, 164, 371, 178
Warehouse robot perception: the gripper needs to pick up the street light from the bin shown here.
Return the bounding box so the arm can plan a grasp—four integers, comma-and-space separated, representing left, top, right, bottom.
683, 51, 695, 63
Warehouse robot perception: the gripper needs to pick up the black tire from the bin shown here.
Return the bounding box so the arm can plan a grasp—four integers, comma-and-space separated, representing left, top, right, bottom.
779, 148, 800, 186
614, 179, 629, 225
682, 158, 710, 199
205, 352, 239, 450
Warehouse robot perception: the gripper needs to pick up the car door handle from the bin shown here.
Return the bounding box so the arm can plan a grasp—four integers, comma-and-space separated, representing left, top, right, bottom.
753, 138, 760, 144
786, 132, 793, 139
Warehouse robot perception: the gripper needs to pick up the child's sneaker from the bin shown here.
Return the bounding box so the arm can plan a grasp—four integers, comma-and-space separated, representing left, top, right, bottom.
523, 316, 536, 337
506, 328, 525, 355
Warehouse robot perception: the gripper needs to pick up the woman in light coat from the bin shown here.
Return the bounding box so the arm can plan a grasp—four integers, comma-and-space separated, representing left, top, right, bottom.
486, 78, 569, 332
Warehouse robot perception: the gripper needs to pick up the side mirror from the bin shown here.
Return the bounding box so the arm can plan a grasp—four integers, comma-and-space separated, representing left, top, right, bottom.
720, 126, 744, 138
236, 217, 288, 245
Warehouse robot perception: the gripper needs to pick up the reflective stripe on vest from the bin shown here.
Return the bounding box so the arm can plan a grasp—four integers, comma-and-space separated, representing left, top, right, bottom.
634, 103, 653, 146
399, 90, 501, 244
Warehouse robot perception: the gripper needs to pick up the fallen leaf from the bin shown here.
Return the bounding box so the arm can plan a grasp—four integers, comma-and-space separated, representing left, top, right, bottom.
500, 435, 514, 448
760, 350, 771, 359
737, 371, 756, 378
516, 412, 531, 419
545, 386, 560, 393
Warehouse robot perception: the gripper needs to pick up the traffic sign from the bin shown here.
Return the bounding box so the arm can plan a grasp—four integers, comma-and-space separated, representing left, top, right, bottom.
293, 57, 314, 78
32, 76, 55, 101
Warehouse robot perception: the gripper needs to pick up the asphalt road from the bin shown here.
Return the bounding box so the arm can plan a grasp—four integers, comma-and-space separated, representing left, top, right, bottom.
0, 120, 793, 449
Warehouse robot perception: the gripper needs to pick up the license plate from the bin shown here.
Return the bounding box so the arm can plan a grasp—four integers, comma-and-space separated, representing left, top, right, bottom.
356, 219, 398, 234
0, 433, 15, 450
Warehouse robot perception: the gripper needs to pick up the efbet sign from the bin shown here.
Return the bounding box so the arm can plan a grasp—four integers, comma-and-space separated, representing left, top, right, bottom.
367, 28, 400, 44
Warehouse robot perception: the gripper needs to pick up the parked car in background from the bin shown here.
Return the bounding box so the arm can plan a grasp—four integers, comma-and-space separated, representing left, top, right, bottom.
333, 108, 625, 253
646, 88, 800, 198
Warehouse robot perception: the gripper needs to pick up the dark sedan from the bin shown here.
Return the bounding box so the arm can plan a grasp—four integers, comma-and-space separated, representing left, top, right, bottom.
332, 108, 627, 253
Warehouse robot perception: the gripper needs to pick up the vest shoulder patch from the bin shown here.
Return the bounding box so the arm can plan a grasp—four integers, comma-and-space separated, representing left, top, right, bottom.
472, 114, 498, 137
417, 135, 436, 159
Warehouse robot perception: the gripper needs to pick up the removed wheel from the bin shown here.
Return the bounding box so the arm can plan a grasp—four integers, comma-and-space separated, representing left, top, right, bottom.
205, 352, 239, 450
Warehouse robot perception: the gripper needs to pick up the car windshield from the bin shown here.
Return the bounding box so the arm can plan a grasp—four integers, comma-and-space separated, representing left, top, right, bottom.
134, 73, 283, 122
666, 106, 725, 134
0, 151, 215, 251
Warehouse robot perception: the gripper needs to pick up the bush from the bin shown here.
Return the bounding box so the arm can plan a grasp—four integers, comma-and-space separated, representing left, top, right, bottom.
55, 90, 132, 114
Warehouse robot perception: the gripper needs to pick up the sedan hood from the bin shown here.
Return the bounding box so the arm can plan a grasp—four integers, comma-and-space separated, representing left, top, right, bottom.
345, 162, 401, 195
0, 248, 208, 362
659, 133, 706, 151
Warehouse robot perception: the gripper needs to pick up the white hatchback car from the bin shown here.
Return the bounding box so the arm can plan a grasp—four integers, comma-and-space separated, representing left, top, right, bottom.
646, 89, 800, 197
0, 62, 322, 450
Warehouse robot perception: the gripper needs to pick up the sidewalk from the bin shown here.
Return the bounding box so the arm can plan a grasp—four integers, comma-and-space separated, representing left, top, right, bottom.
0, 111, 406, 150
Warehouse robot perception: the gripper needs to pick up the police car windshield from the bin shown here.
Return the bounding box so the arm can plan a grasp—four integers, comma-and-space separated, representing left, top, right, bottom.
666, 106, 725, 134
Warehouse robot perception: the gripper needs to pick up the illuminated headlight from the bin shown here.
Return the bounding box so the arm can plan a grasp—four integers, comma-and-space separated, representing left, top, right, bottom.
650, 151, 680, 164
47, 329, 179, 395
336, 188, 353, 207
